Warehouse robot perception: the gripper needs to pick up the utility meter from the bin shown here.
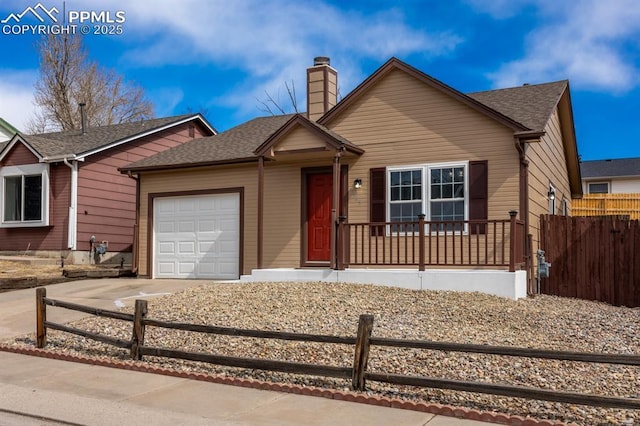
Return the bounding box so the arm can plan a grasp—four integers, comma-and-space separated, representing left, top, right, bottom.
537, 249, 551, 278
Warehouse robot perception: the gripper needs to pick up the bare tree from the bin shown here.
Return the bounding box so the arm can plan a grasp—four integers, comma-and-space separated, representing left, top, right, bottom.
27, 34, 154, 133
257, 80, 299, 115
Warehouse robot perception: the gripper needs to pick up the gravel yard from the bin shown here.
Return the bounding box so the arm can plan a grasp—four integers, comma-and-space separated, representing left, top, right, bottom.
7, 282, 640, 425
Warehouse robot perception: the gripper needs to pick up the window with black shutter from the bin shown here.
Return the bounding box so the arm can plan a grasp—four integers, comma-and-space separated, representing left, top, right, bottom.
369, 160, 488, 235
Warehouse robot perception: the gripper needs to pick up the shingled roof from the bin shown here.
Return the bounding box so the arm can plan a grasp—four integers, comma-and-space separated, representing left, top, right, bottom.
121, 114, 295, 172
120, 60, 575, 173
468, 80, 568, 131
1, 114, 213, 160
581, 158, 640, 179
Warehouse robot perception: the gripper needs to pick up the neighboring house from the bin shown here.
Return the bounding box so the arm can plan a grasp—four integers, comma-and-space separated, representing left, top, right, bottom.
120, 57, 581, 299
0, 114, 215, 263
574, 158, 640, 219
580, 158, 640, 194
0, 118, 19, 142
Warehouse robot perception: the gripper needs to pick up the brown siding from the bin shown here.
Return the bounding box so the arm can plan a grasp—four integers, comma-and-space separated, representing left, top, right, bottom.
0, 142, 39, 166
328, 69, 521, 225
136, 157, 337, 276
263, 158, 333, 267
137, 165, 258, 276
77, 122, 208, 252
526, 106, 572, 257
274, 127, 327, 152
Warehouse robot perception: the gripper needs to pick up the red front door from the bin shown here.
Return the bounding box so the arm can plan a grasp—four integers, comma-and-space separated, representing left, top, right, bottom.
307, 173, 333, 262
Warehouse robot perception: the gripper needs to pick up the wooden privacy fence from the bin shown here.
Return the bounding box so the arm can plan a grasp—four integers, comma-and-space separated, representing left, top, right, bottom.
36, 287, 640, 409
539, 215, 640, 307
336, 212, 525, 272
573, 193, 640, 220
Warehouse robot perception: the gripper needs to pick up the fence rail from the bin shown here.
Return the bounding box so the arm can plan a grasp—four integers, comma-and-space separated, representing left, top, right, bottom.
337, 212, 525, 272
35, 287, 640, 410
573, 193, 640, 220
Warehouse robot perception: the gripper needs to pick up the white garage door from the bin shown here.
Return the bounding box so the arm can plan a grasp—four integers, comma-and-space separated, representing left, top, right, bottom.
154, 193, 240, 279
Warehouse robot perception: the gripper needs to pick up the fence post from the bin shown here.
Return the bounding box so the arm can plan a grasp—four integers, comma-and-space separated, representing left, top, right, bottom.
509, 210, 517, 272
36, 287, 46, 348
131, 299, 148, 360
352, 314, 374, 391
418, 214, 426, 271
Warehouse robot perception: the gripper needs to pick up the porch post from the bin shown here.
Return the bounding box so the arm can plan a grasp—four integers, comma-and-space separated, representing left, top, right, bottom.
509, 210, 517, 272
257, 156, 264, 269
418, 214, 426, 271
330, 151, 342, 269
337, 216, 346, 270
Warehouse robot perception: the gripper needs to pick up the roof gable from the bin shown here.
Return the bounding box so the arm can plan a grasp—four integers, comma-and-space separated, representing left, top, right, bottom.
0, 134, 44, 163
318, 57, 529, 132
254, 114, 363, 157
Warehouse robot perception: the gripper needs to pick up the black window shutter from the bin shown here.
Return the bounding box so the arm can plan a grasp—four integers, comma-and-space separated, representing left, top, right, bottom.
469, 160, 488, 235
370, 167, 386, 236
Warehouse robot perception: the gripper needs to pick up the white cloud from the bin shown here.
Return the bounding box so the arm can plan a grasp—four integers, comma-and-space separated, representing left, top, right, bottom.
0, 69, 38, 132
464, 0, 539, 19
148, 87, 184, 117
98, 0, 462, 116
481, 0, 640, 92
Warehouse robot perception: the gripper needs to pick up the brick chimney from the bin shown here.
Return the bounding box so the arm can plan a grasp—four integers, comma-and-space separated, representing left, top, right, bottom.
307, 56, 337, 121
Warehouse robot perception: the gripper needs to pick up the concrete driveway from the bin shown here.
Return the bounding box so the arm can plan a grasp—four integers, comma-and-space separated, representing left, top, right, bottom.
0, 277, 205, 340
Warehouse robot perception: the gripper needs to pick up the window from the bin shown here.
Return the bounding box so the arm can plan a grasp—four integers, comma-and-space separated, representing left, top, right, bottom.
387, 162, 467, 232
389, 169, 422, 228
562, 198, 568, 216
430, 166, 465, 230
588, 182, 609, 194
1, 164, 49, 227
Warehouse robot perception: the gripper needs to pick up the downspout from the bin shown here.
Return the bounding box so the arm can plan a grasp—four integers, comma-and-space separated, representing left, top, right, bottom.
62, 158, 78, 250
126, 171, 140, 274
514, 138, 531, 292
257, 156, 264, 269
514, 139, 529, 234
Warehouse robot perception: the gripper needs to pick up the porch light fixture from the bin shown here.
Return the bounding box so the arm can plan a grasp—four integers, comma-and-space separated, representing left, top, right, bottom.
354, 178, 362, 189
548, 188, 556, 200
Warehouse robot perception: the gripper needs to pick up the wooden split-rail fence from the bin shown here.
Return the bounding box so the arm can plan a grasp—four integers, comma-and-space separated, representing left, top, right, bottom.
35, 287, 640, 410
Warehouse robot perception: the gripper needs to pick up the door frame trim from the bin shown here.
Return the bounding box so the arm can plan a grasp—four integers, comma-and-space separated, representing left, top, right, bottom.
300, 166, 348, 267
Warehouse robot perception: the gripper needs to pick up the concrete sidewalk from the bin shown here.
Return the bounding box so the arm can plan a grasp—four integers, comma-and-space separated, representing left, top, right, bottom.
0, 351, 492, 425
0, 279, 496, 425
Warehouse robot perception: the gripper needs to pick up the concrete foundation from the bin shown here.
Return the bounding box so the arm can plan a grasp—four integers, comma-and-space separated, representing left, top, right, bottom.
242, 268, 528, 300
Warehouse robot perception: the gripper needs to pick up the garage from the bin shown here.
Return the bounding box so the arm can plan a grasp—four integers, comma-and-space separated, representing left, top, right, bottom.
153, 193, 240, 279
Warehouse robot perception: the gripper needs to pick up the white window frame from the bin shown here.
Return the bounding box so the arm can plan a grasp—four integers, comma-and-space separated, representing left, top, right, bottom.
587, 182, 610, 194
0, 164, 50, 227
386, 161, 469, 235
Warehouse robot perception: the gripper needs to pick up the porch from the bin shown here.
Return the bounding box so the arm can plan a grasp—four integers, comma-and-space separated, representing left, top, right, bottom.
335, 212, 525, 272
244, 212, 528, 299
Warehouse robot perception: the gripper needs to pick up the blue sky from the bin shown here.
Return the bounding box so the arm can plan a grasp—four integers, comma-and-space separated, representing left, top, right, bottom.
1, 0, 639, 161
